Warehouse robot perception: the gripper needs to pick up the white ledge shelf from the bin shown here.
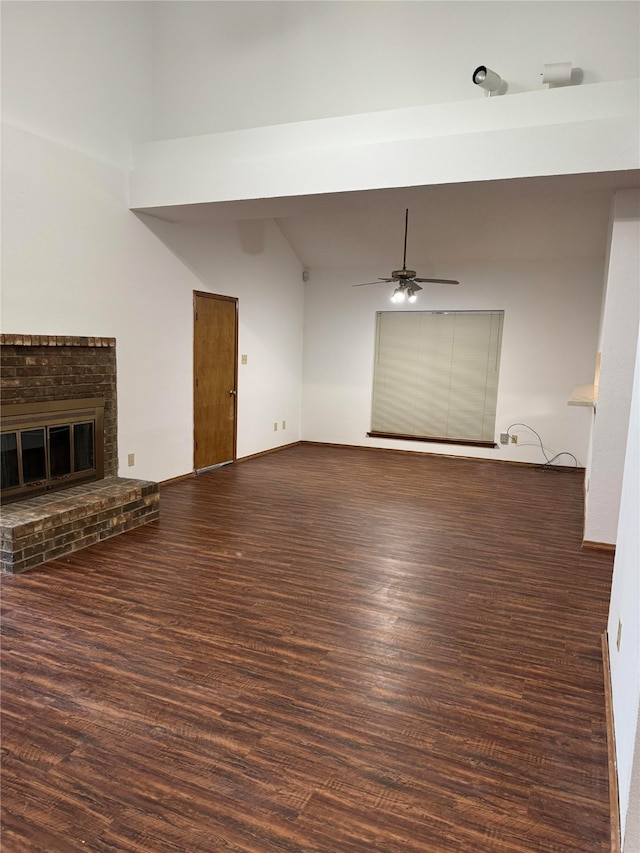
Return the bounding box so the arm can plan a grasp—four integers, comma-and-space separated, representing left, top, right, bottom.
568, 384, 597, 407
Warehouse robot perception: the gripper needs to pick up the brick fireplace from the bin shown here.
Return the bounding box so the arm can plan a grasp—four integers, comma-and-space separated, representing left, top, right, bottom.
1, 335, 159, 573
1, 334, 118, 471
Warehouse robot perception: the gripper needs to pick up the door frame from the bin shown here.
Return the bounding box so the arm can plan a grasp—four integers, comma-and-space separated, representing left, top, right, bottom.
193, 290, 239, 473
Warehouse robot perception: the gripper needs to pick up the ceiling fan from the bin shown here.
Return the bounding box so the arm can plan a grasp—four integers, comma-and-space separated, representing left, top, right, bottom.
353, 208, 459, 302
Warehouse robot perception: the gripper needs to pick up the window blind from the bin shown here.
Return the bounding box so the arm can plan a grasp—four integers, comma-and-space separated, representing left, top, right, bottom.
370, 310, 504, 445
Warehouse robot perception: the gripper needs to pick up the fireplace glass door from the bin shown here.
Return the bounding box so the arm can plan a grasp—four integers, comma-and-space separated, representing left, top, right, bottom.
1, 398, 104, 502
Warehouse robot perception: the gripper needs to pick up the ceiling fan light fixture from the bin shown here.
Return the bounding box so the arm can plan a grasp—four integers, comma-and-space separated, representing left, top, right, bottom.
391, 286, 406, 303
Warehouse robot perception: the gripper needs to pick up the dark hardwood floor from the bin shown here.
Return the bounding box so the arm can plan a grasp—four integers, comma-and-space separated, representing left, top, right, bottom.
1, 444, 614, 852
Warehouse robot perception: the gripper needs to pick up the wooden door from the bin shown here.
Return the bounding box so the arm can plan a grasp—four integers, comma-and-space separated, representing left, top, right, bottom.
193, 292, 238, 472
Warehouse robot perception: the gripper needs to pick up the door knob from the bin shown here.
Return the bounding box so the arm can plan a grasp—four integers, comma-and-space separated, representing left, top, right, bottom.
229, 389, 237, 397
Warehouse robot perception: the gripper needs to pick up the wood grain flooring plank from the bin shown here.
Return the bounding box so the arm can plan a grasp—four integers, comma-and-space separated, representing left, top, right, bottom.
1, 445, 614, 851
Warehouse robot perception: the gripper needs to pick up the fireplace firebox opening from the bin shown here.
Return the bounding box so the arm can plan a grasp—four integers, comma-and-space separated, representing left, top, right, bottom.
1, 398, 105, 503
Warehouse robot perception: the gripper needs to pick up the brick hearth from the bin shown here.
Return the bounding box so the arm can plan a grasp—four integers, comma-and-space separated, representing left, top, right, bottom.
1, 477, 160, 574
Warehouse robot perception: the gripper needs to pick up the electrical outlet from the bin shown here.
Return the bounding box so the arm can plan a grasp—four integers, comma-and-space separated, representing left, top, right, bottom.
617, 619, 622, 651
127, 453, 135, 467
511, 434, 518, 444
282, 420, 286, 430
273, 422, 278, 432
500, 433, 509, 445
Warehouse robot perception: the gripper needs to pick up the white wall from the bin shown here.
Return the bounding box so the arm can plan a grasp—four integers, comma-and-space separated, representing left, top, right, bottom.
607, 331, 640, 846
586, 190, 640, 543
136, 216, 304, 460
150, 0, 639, 138
302, 206, 606, 466
1, 0, 153, 167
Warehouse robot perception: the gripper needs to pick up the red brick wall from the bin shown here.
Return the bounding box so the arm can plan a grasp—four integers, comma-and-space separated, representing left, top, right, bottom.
0, 335, 118, 476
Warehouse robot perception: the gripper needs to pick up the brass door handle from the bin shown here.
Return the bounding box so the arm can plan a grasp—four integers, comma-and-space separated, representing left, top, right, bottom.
229, 389, 237, 397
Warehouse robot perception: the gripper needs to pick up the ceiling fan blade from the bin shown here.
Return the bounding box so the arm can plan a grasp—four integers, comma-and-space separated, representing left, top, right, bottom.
352, 210, 460, 289
352, 279, 393, 287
